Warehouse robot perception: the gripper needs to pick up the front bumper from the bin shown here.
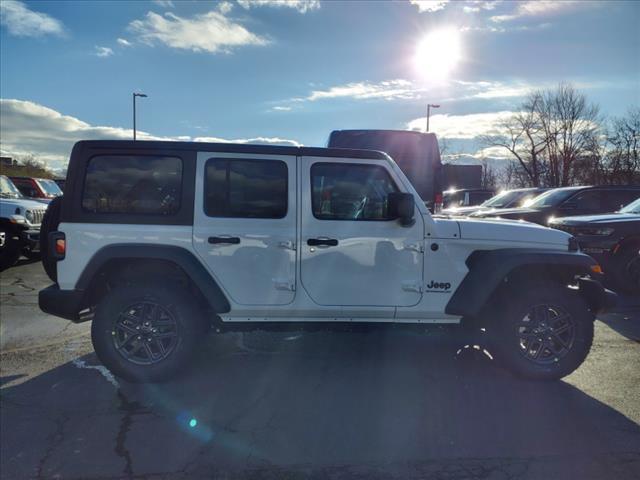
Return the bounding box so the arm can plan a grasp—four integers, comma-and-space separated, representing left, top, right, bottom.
20, 228, 40, 251
39, 284, 85, 322
577, 276, 618, 313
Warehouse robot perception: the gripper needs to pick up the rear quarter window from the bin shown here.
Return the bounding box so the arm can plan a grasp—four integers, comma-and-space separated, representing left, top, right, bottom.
82, 155, 183, 215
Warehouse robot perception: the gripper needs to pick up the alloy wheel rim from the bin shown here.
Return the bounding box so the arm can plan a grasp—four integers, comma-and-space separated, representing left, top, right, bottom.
112, 301, 179, 365
516, 304, 576, 365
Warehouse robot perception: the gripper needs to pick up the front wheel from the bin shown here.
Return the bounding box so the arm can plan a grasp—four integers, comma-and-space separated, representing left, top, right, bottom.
492, 287, 594, 381
91, 283, 203, 383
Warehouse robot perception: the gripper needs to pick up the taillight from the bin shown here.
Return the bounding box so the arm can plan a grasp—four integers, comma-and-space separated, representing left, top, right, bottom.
434, 192, 443, 214
55, 238, 66, 256
49, 231, 66, 260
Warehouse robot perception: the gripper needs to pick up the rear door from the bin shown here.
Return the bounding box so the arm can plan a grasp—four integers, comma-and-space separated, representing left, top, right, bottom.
299, 156, 424, 307
193, 152, 297, 306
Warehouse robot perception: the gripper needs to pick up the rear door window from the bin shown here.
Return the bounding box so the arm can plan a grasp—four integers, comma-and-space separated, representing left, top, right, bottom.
82, 155, 183, 215
204, 158, 288, 218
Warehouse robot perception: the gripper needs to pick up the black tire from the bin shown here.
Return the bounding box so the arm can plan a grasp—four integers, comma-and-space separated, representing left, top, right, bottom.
0, 231, 21, 271
40, 196, 63, 282
91, 282, 203, 383
492, 286, 594, 381
612, 243, 640, 295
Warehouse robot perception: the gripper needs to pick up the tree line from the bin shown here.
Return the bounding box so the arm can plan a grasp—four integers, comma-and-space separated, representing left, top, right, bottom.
480, 83, 639, 189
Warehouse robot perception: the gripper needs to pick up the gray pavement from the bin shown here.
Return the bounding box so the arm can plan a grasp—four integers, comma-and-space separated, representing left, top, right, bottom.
1, 260, 639, 479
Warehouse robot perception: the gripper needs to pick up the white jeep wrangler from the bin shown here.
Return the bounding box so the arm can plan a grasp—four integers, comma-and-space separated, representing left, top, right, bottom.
39, 140, 611, 382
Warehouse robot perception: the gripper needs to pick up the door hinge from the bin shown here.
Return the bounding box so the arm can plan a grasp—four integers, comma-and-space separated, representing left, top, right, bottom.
404, 243, 424, 253
402, 281, 423, 293
278, 240, 296, 250
273, 279, 295, 291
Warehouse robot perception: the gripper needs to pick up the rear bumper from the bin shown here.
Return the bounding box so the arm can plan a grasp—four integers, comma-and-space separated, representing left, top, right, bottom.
39, 284, 85, 322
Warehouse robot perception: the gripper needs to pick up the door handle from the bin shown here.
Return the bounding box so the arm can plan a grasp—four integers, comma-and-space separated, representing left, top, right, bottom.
208, 236, 240, 245
307, 237, 338, 247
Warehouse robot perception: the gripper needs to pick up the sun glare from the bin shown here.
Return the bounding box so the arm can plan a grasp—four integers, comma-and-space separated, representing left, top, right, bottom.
414, 28, 462, 81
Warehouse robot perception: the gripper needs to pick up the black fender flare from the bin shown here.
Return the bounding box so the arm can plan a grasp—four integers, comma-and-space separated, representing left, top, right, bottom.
76, 244, 230, 314
445, 248, 602, 317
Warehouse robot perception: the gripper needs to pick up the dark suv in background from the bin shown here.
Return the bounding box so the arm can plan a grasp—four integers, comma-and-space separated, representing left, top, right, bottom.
550, 198, 640, 294
443, 187, 547, 216
472, 185, 640, 226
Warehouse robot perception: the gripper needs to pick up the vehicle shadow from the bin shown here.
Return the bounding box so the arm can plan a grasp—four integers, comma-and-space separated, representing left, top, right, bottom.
2, 330, 640, 479
600, 293, 640, 341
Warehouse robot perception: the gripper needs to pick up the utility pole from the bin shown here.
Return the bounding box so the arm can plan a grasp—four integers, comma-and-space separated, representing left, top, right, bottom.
133, 92, 148, 140
426, 103, 440, 132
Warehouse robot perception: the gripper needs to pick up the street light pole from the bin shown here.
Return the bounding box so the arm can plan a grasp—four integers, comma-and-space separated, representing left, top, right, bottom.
426, 103, 440, 132
132, 92, 148, 141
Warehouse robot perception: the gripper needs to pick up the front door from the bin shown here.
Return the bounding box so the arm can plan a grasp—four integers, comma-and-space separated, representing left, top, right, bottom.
300, 157, 424, 307
193, 152, 297, 306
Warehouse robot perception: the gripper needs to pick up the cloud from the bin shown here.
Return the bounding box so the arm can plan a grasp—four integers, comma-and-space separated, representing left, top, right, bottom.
237, 0, 320, 14
0, 0, 65, 37
128, 10, 268, 54
409, 0, 449, 13
275, 78, 543, 109
490, 0, 597, 23
452, 80, 538, 99
406, 111, 515, 139
463, 1, 500, 13
272, 106, 292, 111
152, 0, 174, 7
0, 99, 301, 172
116, 37, 132, 47
193, 136, 301, 146
218, 1, 234, 14
94, 46, 114, 57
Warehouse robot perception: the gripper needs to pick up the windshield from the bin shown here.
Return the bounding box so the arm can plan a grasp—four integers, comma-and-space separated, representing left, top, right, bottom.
0, 175, 23, 198
482, 190, 523, 208
620, 198, 640, 214
526, 188, 580, 208
36, 179, 63, 196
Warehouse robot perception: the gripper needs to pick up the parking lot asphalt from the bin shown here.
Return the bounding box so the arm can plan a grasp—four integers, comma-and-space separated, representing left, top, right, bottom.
1, 260, 639, 479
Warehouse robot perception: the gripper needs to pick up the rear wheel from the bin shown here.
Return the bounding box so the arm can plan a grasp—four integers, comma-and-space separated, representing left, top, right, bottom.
91, 282, 203, 383
492, 287, 594, 381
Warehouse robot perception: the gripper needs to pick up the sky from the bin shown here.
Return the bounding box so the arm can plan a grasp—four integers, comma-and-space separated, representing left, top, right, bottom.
0, 0, 639, 173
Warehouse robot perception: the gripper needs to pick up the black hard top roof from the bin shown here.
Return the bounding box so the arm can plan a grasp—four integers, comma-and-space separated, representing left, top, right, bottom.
73, 140, 391, 161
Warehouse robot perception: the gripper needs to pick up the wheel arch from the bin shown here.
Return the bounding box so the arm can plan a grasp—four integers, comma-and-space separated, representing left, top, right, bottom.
446, 248, 605, 322
77, 244, 230, 317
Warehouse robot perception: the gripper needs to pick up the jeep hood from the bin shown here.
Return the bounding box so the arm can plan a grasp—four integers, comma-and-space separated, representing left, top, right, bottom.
472, 207, 541, 218
551, 212, 640, 225
0, 197, 48, 210
455, 217, 570, 247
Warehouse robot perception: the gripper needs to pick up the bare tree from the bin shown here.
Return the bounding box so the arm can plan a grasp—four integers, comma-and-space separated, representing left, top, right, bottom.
605, 107, 640, 184
480, 92, 548, 187
480, 158, 497, 189
538, 83, 600, 186
482, 83, 602, 188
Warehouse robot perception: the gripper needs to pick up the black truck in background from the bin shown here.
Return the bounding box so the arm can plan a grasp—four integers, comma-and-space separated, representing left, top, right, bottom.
328, 130, 487, 211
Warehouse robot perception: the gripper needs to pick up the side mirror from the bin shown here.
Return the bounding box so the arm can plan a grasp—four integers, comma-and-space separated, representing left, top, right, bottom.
388, 192, 415, 227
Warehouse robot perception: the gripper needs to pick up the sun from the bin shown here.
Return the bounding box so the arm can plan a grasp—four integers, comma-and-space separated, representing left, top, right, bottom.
414, 28, 462, 81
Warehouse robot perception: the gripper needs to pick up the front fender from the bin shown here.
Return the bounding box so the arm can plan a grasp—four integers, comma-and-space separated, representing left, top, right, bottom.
445, 248, 602, 317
